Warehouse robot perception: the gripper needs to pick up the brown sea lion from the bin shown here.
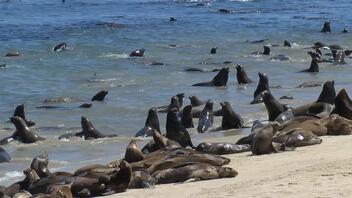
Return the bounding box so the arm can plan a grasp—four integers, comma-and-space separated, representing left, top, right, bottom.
320, 114, 352, 135
124, 139, 144, 163
331, 89, 352, 119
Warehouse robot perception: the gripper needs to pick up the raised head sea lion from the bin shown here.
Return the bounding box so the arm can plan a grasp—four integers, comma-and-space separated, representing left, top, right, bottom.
91, 90, 108, 101
283, 40, 291, 47
220, 102, 245, 129
53, 42, 67, 52
251, 123, 283, 155
181, 105, 194, 128
156, 96, 180, 113
12, 104, 36, 127
31, 152, 51, 178
331, 89, 352, 119
192, 68, 229, 86
135, 108, 160, 137
316, 80, 336, 104
251, 72, 270, 104
235, 64, 253, 84
124, 140, 144, 163
197, 101, 214, 133
262, 91, 288, 121
129, 49, 145, 57
299, 58, 319, 73
166, 108, 193, 148
210, 47, 217, 54
321, 21, 331, 33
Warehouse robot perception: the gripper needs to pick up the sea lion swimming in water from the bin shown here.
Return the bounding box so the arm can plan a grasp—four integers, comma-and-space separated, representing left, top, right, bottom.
331, 89, 352, 120
0, 116, 45, 145
220, 102, 245, 129
283, 40, 291, 47
124, 140, 144, 163
235, 64, 253, 84
195, 142, 250, 155
299, 58, 319, 73
0, 146, 11, 163
252, 45, 270, 55
58, 117, 117, 140
181, 105, 194, 128
192, 67, 229, 86
5, 51, 20, 57
53, 42, 67, 52
321, 21, 331, 33
210, 47, 217, 54
129, 49, 145, 57
166, 108, 193, 148
135, 108, 161, 137
12, 104, 36, 127
197, 101, 214, 133
251, 72, 270, 104
331, 49, 346, 65
262, 91, 288, 121
91, 90, 108, 101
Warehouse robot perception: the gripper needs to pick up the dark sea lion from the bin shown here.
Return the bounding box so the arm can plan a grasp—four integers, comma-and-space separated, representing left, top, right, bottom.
79, 103, 92, 108
283, 40, 291, 47
192, 67, 229, 86
218, 9, 231, 14
53, 42, 67, 52
251, 72, 270, 104
135, 108, 160, 137
195, 142, 250, 155
91, 90, 108, 101
5, 169, 40, 197
342, 28, 349, 33
247, 39, 268, 44
275, 109, 295, 123
189, 96, 207, 107
262, 91, 288, 121
331, 89, 352, 120
31, 152, 51, 178
251, 123, 283, 155
170, 17, 177, 22
129, 49, 145, 57
331, 49, 346, 65
166, 108, 193, 148
58, 117, 117, 140
5, 52, 20, 57
210, 47, 217, 54
197, 101, 214, 133
329, 44, 343, 50
12, 104, 36, 127
220, 102, 245, 129
299, 58, 319, 73
0, 146, 11, 163
124, 140, 144, 163
321, 21, 331, 33
181, 105, 194, 128
149, 163, 237, 185
176, 93, 185, 108
0, 64, 6, 68
156, 95, 180, 113
316, 80, 336, 105
252, 45, 270, 55
235, 64, 253, 84
0, 116, 45, 145
129, 169, 151, 189
141, 130, 181, 154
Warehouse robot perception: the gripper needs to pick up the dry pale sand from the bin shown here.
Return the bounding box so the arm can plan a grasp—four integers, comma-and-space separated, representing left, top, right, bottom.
107, 135, 352, 198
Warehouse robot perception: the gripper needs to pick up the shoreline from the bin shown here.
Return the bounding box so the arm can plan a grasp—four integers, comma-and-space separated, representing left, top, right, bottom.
107, 135, 352, 198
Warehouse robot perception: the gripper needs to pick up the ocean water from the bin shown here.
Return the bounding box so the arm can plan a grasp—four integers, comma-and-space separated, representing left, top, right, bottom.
1, 0, 352, 186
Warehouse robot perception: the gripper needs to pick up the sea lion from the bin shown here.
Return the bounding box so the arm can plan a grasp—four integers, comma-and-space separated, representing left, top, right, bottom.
235, 64, 253, 84
251, 72, 270, 104
129, 49, 145, 57
5, 52, 20, 57
251, 123, 284, 155
189, 96, 207, 107
141, 130, 181, 154
53, 42, 67, 52
181, 105, 194, 128
218, 9, 231, 14
197, 101, 214, 133
124, 140, 144, 163
0, 64, 6, 68
166, 108, 193, 148
0, 116, 45, 145
299, 58, 319, 73
31, 152, 51, 178
192, 67, 229, 86
273, 128, 322, 147
79, 103, 92, 108
195, 142, 250, 155
149, 163, 237, 185
210, 47, 217, 54
342, 28, 349, 33
58, 117, 117, 140
91, 90, 108, 101
135, 108, 160, 137
270, 54, 290, 61
283, 40, 291, 47
321, 21, 331, 33
252, 45, 270, 55
331, 49, 346, 65
320, 114, 352, 135
129, 169, 151, 189
170, 17, 177, 22
5, 169, 40, 197
175, 93, 184, 108
12, 104, 36, 127
156, 95, 181, 113
262, 91, 288, 121
316, 80, 336, 105
220, 102, 245, 129
0, 146, 11, 163
331, 89, 352, 120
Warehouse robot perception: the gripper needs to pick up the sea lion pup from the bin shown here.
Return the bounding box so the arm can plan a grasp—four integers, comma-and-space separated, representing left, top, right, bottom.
262, 91, 288, 121
235, 64, 253, 84
31, 152, 51, 178
12, 104, 36, 127
124, 139, 144, 163
210, 47, 217, 54
189, 96, 207, 107
251, 72, 270, 104
91, 90, 108, 101
58, 117, 117, 140
197, 101, 214, 133
129, 48, 145, 57
283, 40, 291, 47
53, 42, 67, 52
0, 116, 45, 145
5, 51, 20, 57
192, 67, 229, 86
5, 169, 40, 197
0, 146, 11, 163
220, 102, 245, 129
181, 105, 194, 128
331, 89, 352, 120
331, 49, 346, 65
135, 108, 160, 137
321, 21, 331, 33
195, 142, 250, 155
252, 45, 270, 55
299, 58, 319, 73
149, 163, 237, 185
166, 108, 194, 148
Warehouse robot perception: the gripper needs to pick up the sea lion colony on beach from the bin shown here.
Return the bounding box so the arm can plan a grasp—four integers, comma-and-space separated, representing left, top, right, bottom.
2, 21, 352, 197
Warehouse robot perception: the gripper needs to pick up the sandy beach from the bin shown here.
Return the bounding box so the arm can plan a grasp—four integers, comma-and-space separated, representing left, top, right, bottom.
107, 135, 352, 198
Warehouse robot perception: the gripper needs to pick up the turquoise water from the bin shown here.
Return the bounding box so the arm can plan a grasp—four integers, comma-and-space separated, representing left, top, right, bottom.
1, 0, 352, 186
